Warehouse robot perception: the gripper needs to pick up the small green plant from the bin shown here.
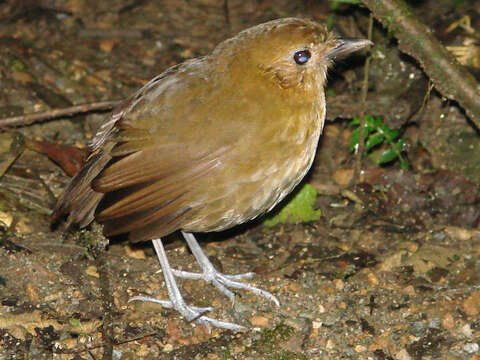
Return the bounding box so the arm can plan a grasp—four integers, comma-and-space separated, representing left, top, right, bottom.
263, 183, 321, 227
349, 115, 408, 169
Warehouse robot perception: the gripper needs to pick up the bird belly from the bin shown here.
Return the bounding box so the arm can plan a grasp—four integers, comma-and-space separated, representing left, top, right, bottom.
183, 102, 324, 233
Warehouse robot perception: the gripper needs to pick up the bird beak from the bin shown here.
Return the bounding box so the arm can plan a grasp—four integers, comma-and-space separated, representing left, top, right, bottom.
327, 38, 373, 61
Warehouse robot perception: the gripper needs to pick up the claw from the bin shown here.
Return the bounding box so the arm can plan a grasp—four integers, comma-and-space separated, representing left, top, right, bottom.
180, 231, 280, 306
129, 295, 245, 331
133, 235, 278, 331
136, 238, 246, 331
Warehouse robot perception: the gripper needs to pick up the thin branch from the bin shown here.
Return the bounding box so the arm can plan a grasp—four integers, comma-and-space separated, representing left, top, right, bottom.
0, 100, 120, 129
360, 0, 480, 130
352, 13, 374, 185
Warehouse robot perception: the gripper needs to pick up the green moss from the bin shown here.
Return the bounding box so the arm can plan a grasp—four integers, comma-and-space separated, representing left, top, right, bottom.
263, 184, 321, 227
259, 322, 295, 346
68, 318, 81, 327
251, 323, 306, 358
12, 59, 26, 71
74, 223, 108, 259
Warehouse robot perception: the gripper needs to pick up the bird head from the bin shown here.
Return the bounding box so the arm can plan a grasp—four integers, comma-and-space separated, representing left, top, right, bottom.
212, 18, 372, 93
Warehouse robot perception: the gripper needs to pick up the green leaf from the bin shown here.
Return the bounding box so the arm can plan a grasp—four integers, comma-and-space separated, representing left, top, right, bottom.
365, 115, 381, 127
263, 184, 322, 227
349, 117, 360, 126
348, 115, 409, 168
378, 148, 399, 164
365, 133, 385, 150
381, 126, 399, 141
349, 128, 360, 151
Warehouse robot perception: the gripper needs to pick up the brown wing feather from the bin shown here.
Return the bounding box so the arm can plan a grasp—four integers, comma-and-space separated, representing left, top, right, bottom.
127, 208, 193, 242
52, 57, 234, 241
92, 145, 192, 192
101, 196, 190, 236
93, 143, 228, 240
95, 156, 217, 220
51, 149, 112, 228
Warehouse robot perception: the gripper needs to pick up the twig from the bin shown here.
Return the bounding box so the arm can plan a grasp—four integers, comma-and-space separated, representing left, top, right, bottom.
223, 0, 230, 27
0, 133, 25, 180
0, 100, 120, 129
352, 13, 374, 185
360, 0, 480, 130
53, 332, 160, 355
90, 223, 114, 360
97, 250, 114, 360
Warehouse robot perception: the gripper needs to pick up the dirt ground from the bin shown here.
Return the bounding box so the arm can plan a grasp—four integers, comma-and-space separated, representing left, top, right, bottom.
0, 0, 479, 359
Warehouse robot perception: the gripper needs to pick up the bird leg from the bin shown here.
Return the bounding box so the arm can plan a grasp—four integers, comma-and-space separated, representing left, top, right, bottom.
129, 238, 245, 331
170, 231, 280, 306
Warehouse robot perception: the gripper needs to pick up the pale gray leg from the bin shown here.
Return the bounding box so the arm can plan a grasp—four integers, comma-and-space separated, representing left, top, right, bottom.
171, 231, 280, 306
129, 238, 245, 331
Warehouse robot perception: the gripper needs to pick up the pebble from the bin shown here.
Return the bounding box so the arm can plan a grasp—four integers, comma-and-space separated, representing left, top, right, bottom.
136, 343, 149, 357
409, 321, 427, 336
99, 39, 116, 53
444, 226, 476, 241
25, 283, 40, 302
0, 211, 13, 228
441, 312, 455, 330
249, 316, 269, 327
402, 285, 416, 296
333, 279, 344, 290
332, 168, 354, 186
463, 291, 480, 316
354, 344, 366, 352
460, 323, 472, 338
163, 343, 173, 352
230, 345, 245, 355
464, 343, 479, 354
85, 265, 99, 278
395, 348, 412, 360
124, 245, 146, 259
112, 349, 123, 360
367, 272, 379, 286
312, 320, 322, 329
428, 318, 441, 329
326, 339, 335, 349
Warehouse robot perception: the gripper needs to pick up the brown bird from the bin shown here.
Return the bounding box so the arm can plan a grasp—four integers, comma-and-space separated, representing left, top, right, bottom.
52, 18, 372, 330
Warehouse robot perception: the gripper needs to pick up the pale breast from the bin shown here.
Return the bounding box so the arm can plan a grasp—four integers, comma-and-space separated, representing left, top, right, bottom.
183, 98, 325, 232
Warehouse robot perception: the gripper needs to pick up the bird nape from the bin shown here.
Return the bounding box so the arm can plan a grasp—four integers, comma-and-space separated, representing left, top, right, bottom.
52, 17, 372, 330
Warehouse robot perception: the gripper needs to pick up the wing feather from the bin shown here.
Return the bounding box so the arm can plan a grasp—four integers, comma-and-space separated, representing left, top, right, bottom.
95, 156, 217, 220
53, 57, 235, 241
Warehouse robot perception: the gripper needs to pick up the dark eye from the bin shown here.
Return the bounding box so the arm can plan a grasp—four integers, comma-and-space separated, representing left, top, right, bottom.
293, 50, 311, 65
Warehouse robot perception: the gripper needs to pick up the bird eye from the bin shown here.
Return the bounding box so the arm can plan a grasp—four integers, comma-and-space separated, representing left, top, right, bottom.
293, 50, 311, 65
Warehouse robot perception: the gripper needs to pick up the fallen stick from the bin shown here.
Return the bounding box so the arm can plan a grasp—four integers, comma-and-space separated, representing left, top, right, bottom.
0, 100, 120, 129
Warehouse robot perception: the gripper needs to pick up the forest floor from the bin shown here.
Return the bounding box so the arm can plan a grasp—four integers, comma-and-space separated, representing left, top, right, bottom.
0, 0, 479, 359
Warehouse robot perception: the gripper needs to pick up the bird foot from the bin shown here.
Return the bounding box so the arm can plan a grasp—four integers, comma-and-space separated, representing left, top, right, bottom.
179, 231, 280, 307
129, 296, 245, 331
140, 239, 246, 331
169, 268, 280, 306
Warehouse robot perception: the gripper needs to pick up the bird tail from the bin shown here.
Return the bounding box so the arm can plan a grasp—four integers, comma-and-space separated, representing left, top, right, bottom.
51, 150, 111, 230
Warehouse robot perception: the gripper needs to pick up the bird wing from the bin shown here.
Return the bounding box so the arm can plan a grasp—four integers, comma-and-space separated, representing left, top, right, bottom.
90, 59, 234, 241
93, 136, 229, 239
53, 58, 232, 241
